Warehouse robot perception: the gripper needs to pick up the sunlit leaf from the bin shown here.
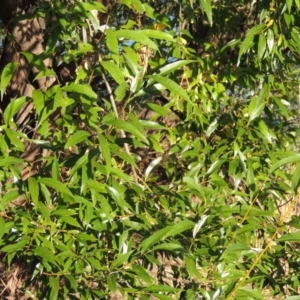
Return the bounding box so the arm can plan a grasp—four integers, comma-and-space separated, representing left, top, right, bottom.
38, 177, 74, 197
138, 220, 194, 253
0, 62, 18, 101
65, 130, 91, 148
28, 177, 39, 208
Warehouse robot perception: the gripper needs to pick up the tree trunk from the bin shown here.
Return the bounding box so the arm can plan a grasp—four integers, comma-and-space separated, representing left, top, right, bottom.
0, 0, 55, 119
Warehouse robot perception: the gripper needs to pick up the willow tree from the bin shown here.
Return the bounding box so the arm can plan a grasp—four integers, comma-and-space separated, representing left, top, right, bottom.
0, 0, 300, 299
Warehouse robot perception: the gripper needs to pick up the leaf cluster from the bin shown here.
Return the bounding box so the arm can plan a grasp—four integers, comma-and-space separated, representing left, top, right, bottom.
0, 0, 300, 299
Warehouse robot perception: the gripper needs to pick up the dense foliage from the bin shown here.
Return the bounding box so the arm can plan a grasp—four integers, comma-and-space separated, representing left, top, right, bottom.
0, 0, 300, 299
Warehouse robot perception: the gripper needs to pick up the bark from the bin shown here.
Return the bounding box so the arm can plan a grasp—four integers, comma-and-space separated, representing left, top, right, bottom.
0, 0, 55, 120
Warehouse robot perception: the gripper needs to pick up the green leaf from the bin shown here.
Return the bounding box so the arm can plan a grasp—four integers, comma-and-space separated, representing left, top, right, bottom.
258, 120, 276, 143
206, 118, 219, 137
267, 29, 274, 53
248, 94, 266, 124
115, 82, 128, 102
145, 156, 162, 179
0, 156, 24, 167
22, 52, 46, 70
106, 29, 119, 56
149, 74, 191, 103
3, 96, 27, 126
0, 62, 18, 100
139, 120, 166, 130
145, 103, 169, 116
69, 153, 89, 176
60, 216, 82, 228
138, 220, 194, 253
142, 285, 179, 292
152, 243, 187, 252
277, 232, 300, 242
62, 84, 97, 98
237, 287, 264, 300
5, 128, 25, 151
258, 33, 266, 59
2, 239, 29, 253
65, 130, 91, 148
100, 61, 126, 85
28, 177, 39, 208
114, 30, 158, 50
106, 119, 149, 144
107, 274, 117, 293
34, 68, 57, 81
34, 246, 57, 265
74, 1, 105, 12
185, 254, 202, 279
63, 43, 94, 63
110, 251, 133, 269
0, 217, 5, 241
142, 29, 175, 41
32, 89, 45, 116
269, 155, 300, 174
157, 60, 195, 77
49, 277, 59, 300
238, 24, 266, 64
38, 177, 74, 198
200, 0, 213, 26
98, 134, 112, 169
292, 163, 300, 194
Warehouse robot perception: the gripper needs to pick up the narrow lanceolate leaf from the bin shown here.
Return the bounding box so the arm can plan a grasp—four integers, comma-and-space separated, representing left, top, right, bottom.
98, 134, 112, 168
65, 130, 90, 148
142, 29, 174, 41
106, 119, 149, 144
292, 164, 300, 194
248, 84, 269, 124
142, 285, 179, 292
74, 1, 105, 12
0, 217, 5, 241
200, 0, 213, 26
38, 177, 74, 197
145, 156, 162, 179
110, 251, 133, 270
100, 61, 125, 85
138, 220, 194, 253
0, 156, 24, 167
114, 30, 158, 50
28, 177, 39, 208
257, 33, 266, 59
0, 62, 18, 101
267, 29, 274, 53
206, 118, 219, 137
32, 89, 45, 116
269, 155, 300, 174
69, 153, 89, 176
62, 84, 97, 98
106, 29, 119, 55
3, 96, 27, 126
34, 246, 58, 266
158, 60, 196, 78
248, 96, 265, 123
1, 239, 29, 252
277, 232, 300, 242
238, 24, 266, 64
60, 216, 82, 228
149, 74, 191, 103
